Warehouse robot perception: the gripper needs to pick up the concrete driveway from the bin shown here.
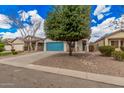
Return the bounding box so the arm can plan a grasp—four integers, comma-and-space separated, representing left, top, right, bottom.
0, 52, 56, 67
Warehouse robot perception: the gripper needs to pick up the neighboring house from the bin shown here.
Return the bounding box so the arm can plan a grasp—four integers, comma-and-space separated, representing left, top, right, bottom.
44, 39, 89, 52
90, 30, 124, 51
4, 38, 24, 51
24, 36, 45, 51
4, 36, 45, 51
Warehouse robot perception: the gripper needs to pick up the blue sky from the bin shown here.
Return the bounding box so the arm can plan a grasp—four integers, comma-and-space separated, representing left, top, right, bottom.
0, 5, 124, 41
0, 5, 52, 33
0, 5, 52, 19
91, 5, 124, 27
90, 5, 124, 42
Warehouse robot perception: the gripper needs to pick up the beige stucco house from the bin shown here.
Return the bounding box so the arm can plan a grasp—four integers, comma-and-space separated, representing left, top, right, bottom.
4, 36, 44, 51
44, 38, 89, 52
4, 38, 24, 51
91, 30, 124, 51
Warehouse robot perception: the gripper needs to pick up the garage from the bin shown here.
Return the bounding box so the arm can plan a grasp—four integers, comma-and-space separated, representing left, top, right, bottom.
46, 42, 64, 51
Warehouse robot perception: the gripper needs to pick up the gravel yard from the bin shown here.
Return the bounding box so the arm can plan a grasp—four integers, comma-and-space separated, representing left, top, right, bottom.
34, 52, 124, 77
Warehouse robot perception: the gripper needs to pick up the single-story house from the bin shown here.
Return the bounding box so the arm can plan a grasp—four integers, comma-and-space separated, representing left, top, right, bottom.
4, 38, 24, 51
90, 30, 124, 51
44, 39, 90, 52
24, 36, 45, 51
4, 36, 44, 51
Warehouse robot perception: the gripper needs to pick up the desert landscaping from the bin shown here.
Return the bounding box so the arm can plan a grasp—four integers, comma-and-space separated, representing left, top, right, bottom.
34, 52, 124, 77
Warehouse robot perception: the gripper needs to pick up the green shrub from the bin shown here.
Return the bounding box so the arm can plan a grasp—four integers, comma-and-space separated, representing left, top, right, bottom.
12, 51, 18, 55
0, 51, 12, 56
112, 51, 124, 61
120, 46, 124, 51
98, 46, 115, 57
0, 43, 5, 52
11, 49, 18, 55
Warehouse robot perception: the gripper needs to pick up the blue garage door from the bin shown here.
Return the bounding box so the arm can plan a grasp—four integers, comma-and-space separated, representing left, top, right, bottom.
46, 42, 64, 51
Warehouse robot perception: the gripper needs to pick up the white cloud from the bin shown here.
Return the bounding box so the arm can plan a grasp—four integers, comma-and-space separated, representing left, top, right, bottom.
28, 10, 37, 16
90, 15, 124, 42
94, 5, 105, 16
97, 14, 104, 20
1, 10, 45, 39
0, 14, 12, 29
27, 10, 45, 37
90, 5, 113, 42
101, 6, 111, 13
90, 17, 116, 42
94, 5, 111, 20
1, 30, 22, 39
18, 10, 29, 21
94, 5, 111, 16
35, 19, 45, 38
105, 12, 112, 16
91, 19, 97, 23
28, 10, 43, 24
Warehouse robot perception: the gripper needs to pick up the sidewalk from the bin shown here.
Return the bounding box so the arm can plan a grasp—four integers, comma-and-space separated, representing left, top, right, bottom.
26, 64, 124, 87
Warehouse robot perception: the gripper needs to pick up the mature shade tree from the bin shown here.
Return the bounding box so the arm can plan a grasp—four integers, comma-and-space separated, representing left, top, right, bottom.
45, 6, 91, 55
3, 10, 42, 51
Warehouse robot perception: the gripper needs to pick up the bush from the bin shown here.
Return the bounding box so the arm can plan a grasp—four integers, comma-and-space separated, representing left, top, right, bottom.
11, 49, 18, 55
0, 43, 5, 52
120, 46, 124, 51
112, 51, 124, 61
0, 51, 12, 56
98, 46, 115, 57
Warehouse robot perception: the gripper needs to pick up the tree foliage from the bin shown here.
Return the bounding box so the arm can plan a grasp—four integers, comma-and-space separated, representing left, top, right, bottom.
45, 5, 91, 55
0, 37, 5, 52
5, 10, 42, 51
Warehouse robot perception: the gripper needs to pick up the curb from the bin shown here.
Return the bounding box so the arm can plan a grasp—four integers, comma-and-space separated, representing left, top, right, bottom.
26, 64, 124, 87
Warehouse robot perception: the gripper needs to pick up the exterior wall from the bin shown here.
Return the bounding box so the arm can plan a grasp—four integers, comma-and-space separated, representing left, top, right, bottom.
64, 42, 67, 52
77, 40, 83, 51
108, 31, 124, 39
89, 39, 105, 52
4, 39, 25, 51
108, 39, 121, 51
64, 39, 89, 52
65, 41, 82, 52
65, 40, 87, 52
13, 39, 24, 44
106, 31, 124, 51
4, 45, 11, 51
104, 38, 108, 46
5, 44, 24, 51
93, 31, 124, 51
97, 40, 105, 46
14, 45, 24, 51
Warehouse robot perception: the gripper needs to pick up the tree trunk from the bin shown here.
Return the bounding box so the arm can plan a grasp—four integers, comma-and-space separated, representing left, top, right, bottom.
11, 44, 14, 50
35, 42, 38, 51
26, 43, 29, 51
28, 37, 33, 51
69, 45, 73, 56
67, 41, 74, 56
29, 41, 33, 51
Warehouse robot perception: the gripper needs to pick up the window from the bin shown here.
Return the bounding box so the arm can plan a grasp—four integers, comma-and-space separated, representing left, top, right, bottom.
111, 40, 118, 48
